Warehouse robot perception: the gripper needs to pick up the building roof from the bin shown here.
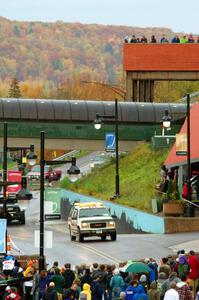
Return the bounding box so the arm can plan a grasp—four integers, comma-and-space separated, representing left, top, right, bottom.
165, 103, 199, 168
124, 44, 199, 71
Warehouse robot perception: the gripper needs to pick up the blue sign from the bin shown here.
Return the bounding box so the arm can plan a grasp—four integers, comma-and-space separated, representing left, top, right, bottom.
0, 219, 7, 254
105, 132, 116, 152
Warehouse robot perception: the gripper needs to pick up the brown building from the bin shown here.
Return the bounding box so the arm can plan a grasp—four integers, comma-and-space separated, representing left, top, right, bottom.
124, 43, 199, 102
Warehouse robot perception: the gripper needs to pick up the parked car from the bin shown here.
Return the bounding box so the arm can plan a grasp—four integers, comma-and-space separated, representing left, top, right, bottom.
90, 154, 110, 168
27, 165, 62, 181
0, 203, 26, 225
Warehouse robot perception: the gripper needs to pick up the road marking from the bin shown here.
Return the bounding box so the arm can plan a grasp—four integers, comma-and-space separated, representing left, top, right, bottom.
76, 243, 120, 264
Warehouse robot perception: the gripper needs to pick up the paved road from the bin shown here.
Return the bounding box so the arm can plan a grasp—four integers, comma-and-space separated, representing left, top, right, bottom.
8, 191, 199, 267
59, 151, 100, 180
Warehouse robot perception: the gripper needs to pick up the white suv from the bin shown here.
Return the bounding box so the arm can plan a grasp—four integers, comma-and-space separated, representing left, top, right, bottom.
67, 202, 117, 242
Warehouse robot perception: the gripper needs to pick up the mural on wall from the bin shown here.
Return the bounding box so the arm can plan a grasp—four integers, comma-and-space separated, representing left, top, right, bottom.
60, 190, 165, 234
61, 197, 145, 234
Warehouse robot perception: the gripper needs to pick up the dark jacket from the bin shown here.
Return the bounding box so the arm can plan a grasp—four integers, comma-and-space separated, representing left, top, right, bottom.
81, 274, 93, 289
42, 287, 58, 300
91, 280, 103, 300
62, 269, 76, 289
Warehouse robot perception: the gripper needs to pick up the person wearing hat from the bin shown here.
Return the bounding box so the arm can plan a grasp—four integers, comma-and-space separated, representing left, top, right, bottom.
79, 283, 91, 300
177, 256, 189, 278
109, 269, 125, 299
139, 274, 148, 293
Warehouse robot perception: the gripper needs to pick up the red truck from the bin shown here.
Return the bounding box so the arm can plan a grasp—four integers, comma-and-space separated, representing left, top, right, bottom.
27, 165, 62, 181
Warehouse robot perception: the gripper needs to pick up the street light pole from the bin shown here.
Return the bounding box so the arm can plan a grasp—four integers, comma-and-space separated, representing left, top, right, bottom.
115, 99, 119, 197
187, 93, 191, 203
39, 131, 45, 272
3, 123, 8, 218
39, 131, 80, 271
94, 99, 120, 198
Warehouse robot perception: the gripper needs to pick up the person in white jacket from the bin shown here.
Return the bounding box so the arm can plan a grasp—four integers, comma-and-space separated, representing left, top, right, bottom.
164, 282, 179, 300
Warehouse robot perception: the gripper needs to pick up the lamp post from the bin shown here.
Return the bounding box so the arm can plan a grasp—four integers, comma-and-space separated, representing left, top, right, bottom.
2, 122, 37, 218
162, 109, 171, 136
94, 98, 120, 198
39, 131, 80, 271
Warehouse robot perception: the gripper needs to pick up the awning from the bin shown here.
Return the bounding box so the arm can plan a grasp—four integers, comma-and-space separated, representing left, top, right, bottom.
165, 103, 199, 168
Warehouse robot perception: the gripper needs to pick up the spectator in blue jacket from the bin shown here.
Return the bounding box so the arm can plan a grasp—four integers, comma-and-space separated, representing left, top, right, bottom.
132, 285, 148, 300
172, 35, 180, 43
125, 280, 138, 300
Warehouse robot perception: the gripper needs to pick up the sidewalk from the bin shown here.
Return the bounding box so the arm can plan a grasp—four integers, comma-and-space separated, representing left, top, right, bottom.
169, 239, 199, 253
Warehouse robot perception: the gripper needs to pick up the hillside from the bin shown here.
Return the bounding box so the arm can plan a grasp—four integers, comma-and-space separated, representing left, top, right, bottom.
0, 17, 174, 83
60, 143, 170, 212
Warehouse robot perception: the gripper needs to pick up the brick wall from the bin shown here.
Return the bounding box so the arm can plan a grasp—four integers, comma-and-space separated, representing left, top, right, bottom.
164, 217, 199, 233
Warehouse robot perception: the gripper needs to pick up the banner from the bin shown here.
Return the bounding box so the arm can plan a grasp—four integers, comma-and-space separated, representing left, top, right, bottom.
105, 132, 116, 152
44, 188, 61, 220
0, 219, 7, 254
176, 133, 187, 156
7, 170, 22, 194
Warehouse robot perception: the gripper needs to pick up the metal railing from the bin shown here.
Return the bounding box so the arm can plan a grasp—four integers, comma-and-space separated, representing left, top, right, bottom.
53, 150, 80, 161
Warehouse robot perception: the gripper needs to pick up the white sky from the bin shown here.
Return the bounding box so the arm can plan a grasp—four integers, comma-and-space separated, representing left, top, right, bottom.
0, 0, 198, 34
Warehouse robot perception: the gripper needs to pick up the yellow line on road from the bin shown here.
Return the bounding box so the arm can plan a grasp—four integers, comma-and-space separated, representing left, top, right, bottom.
77, 243, 120, 264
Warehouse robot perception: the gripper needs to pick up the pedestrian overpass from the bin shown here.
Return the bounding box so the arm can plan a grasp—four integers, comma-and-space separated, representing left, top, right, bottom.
0, 98, 186, 151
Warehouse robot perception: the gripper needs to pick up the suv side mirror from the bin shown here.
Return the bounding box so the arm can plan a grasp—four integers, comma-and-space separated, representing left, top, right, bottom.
111, 214, 117, 219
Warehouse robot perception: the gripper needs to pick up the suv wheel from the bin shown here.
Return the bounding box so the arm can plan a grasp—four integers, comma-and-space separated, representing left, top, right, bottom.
20, 218, 25, 225
101, 235, 106, 241
69, 227, 76, 241
110, 232, 117, 241
77, 228, 84, 242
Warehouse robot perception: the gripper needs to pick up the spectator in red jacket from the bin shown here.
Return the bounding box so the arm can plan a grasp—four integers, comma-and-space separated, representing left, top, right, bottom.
187, 250, 199, 292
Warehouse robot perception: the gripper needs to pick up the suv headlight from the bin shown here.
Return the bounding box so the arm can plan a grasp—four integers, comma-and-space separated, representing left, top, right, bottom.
81, 222, 90, 229
107, 221, 115, 228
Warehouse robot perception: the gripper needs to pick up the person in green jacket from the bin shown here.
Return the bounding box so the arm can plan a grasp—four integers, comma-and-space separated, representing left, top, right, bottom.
50, 268, 65, 300
180, 35, 188, 43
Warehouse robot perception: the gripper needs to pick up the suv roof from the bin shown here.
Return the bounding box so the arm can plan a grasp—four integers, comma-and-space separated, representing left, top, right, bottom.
74, 202, 104, 209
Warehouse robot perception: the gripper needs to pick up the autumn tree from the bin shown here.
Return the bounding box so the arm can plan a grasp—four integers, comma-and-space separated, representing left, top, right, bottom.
8, 77, 21, 98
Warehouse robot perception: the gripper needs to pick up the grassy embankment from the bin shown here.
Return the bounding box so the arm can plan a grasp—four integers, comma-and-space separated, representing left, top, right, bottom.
60, 143, 170, 212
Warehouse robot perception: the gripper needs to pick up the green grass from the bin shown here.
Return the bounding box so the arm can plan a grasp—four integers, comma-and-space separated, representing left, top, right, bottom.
60, 143, 170, 212
0, 161, 18, 171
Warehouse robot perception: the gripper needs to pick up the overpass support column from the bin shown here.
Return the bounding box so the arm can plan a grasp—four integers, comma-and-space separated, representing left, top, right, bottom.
132, 80, 138, 101
126, 74, 132, 101
139, 80, 145, 102
150, 80, 154, 102
144, 80, 151, 102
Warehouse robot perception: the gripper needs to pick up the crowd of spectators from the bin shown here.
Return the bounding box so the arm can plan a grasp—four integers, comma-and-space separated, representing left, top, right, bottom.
0, 249, 199, 300
124, 34, 199, 44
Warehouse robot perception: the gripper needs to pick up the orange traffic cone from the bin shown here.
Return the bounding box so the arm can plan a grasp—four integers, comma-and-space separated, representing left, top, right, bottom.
7, 234, 11, 255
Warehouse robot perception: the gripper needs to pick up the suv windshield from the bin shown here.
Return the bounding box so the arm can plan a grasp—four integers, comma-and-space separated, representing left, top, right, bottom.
79, 207, 110, 218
